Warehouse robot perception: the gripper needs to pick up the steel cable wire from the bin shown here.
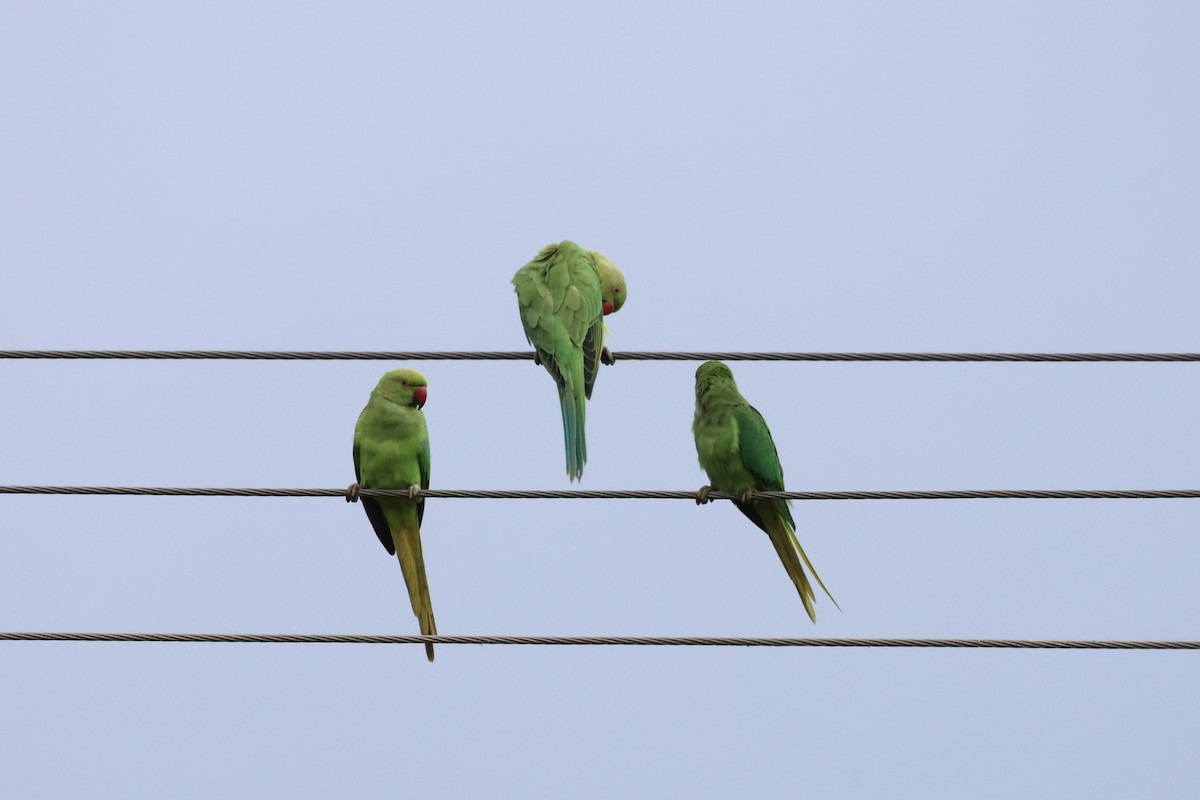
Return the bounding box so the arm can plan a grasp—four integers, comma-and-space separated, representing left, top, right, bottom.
3, 486, 1200, 500
4, 350, 1200, 362
0, 632, 1195, 649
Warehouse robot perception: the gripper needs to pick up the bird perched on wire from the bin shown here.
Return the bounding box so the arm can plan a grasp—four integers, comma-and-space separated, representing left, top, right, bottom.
512, 240, 627, 481
349, 368, 437, 661
692, 360, 837, 622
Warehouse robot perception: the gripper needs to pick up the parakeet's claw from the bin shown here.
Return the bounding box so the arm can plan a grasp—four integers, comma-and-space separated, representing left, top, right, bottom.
532, 351, 542, 366
408, 484, 423, 501
345, 483, 360, 503
740, 488, 756, 503
601, 346, 615, 366
696, 485, 713, 505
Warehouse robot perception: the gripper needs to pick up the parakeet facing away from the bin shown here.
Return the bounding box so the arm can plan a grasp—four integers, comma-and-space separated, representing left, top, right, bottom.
512, 240, 627, 481
350, 368, 437, 661
692, 361, 837, 622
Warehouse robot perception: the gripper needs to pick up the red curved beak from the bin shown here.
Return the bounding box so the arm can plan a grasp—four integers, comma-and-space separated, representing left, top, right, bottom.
602, 301, 615, 316
414, 387, 427, 409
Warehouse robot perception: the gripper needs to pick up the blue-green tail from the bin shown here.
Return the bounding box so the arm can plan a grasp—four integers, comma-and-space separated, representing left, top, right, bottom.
558, 383, 587, 481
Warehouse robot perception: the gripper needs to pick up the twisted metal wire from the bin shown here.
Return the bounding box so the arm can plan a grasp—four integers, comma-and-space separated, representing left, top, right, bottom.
3, 350, 1200, 362
3, 485, 1200, 501
0, 632, 1195, 649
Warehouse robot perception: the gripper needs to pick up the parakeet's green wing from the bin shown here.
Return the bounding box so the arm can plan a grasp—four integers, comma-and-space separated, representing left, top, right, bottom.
513, 244, 603, 381
733, 404, 796, 523
582, 313, 604, 399
514, 270, 556, 359
353, 425, 395, 555
417, 424, 430, 526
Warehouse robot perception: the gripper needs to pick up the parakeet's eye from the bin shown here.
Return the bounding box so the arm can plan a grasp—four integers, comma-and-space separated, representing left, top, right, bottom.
401, 380, 408, 386
614, 287, 620, 294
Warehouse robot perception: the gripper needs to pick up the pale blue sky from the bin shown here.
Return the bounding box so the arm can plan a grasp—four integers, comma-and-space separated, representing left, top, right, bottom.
1, 2, 1198, 797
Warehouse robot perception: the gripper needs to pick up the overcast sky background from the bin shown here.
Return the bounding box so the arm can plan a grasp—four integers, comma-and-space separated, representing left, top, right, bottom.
2, 2, 1198, 797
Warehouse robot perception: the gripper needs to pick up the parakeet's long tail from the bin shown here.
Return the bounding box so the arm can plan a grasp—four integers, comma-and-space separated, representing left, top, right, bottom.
558, 387, 587, 482
555, 357, 588, 482
760, 503, 838, 624
393, 523, 437, 662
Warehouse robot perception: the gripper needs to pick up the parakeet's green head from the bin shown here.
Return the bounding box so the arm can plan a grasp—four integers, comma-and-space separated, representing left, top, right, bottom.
592, 251, 627, 316
694, 360, 739, 400
373, 368, 428, 409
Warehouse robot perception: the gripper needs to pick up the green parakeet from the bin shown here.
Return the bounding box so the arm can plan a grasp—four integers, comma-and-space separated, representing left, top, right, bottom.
512, 241, 627, 481
692, 361, 837, 622
351, 368, 437, 661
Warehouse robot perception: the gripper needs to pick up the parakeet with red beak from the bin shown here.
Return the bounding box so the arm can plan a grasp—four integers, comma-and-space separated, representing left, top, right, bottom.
512, 241, 627, 481
692, 361, 837, 623
350, 368, 437, 660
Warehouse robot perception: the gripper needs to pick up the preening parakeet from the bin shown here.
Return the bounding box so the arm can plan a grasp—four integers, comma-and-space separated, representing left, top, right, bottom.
351, 368, 437, 661
512, 241, 627, 481
692, 361, 837, 623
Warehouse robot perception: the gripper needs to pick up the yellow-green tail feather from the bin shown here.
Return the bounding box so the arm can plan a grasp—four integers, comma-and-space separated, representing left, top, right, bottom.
784, 521, 840, 612
763, 505, 838, 623
393, 523, 437, 662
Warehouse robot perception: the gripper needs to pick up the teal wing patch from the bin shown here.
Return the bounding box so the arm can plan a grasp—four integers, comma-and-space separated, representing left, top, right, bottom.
582, 314, 603, 399
734, 403, 796, 529
734, 404, 786, 491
